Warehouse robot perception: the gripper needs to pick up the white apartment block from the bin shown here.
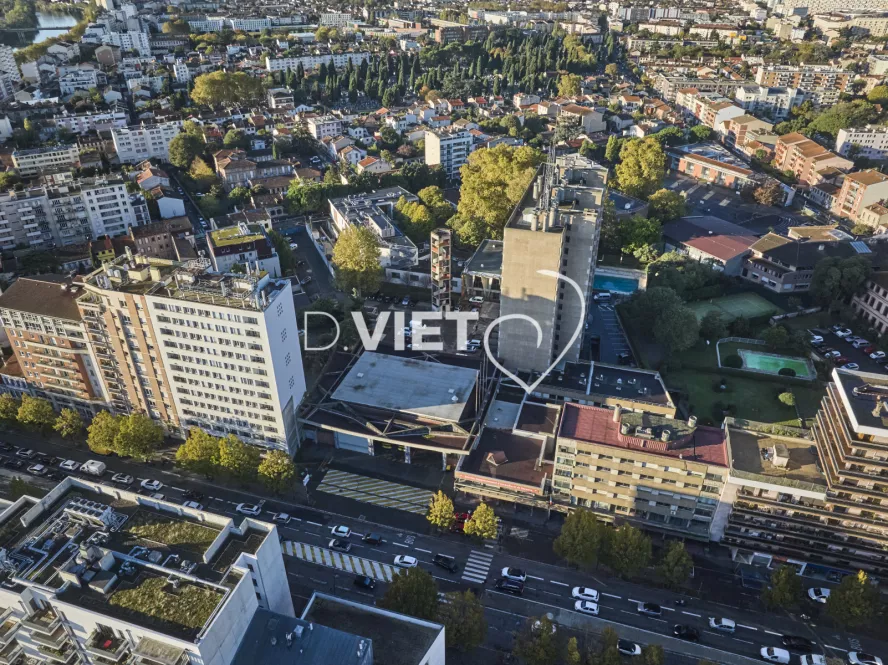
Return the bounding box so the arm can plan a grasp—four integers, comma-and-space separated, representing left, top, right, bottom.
112, 121, 184, 164
53, 110, 130, 134
425, 128, 473, 180
306, 115, 343, 139
754, 64, 850, 107
734, 85, 803, 121
836, 125, 888, 161
185, 15, 226, 31
59, 68, 106, 95
173, 59, 192, 83
0, 188, 54, 249
103, 30, 151, 57
0, 73, 17, 102
776, 0, 887, 14
265, 51, 370, 73
320, 12, 352, 26
229, 17, 272, 30
0, 475, 294, 665
13, 145, 80, 177
80, 179, 149, 238
0, 44, 20, 82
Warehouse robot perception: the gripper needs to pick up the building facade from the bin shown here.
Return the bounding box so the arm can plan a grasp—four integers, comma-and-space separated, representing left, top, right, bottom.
13, 145, 81, 177
112, 122, 184, 164
755, 65, 850, 107
424, 128, 472, 180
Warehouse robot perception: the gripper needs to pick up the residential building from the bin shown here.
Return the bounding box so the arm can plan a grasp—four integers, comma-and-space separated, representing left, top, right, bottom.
306, 115, 343, 140
721, 115, 774, 151
185, 15, 226, 31
773, 133, 853, 186
813, 10, 888, 37
0, 475, 295, 665
668, 143, 767, 191
652, 74, 748, 102
836, 125, 888, 162
434, 24, 489, 43
228, 17, 272, 30
857, 203, 888, 231
499, 154, 605, 374
80, 254, 305, 450
662, 215, 757, 275
103, 30, 151, 56
559, 104, 606, 133
112, 121, 184, 164
0, 276, 108, 415
425, 128, 472, 180
53, 109, 129, 135
59, 66, 106, 95
852, 272, 888, 334
207, 223, 281, 277
129, 218, 192, 260
12, 145, 80, 177
777, 0, 887, 13
0, 188, 54, 250
734, 85, 803, 121
832, 170, 888, 222
0, 45, 20, 82
173, 58, 192, 83
320, 12, 351, 26
328, 188, 419, 269
95, 44, 122, 66
430, 228, 452, 311
265, 52, 370, 73
755, 65, 851, 107
267, 87, 294, 110
677, 91, 745, 132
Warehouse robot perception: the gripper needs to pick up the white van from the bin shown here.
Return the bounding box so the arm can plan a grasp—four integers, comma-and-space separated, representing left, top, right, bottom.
80, 460, 107, 476
593, 292, 612, 302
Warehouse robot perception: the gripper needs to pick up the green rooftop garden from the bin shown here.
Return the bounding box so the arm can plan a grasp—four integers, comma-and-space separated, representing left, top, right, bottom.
124, 512, 220, 553
109, 576, 223, 634
210, 225, 265, 247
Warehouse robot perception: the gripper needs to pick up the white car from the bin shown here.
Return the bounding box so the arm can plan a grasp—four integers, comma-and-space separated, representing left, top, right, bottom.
708, 617, 736, 633
468, 296, 484, 304
394, 555, 417, 568
59, 459, 79, 471
331, 525, 351, 538
823, 350, 841, 359
111, 473, 133, 485
574, 600, 599, 616
501, 567, 527, 582
848, 654, 883, 665
835, 328, 853, 338
852, 339, 870, 349
807, 587, 830, 603
571, 587, 600, 602
617, 640, 642, 657
27, 464, 46, 476
801, 656, 826, 665
532, 619, 557, 634
410, 320, 427, 329
809, 334, 824, 344
842, 363, 860, 371
15, 449, 34, 459
871, 351, 886, 360
236, 503, 261, 516
140, 479, 163, 492
182, 501, 203, 510
761, 647, 791, 664
272, 513, 291, 524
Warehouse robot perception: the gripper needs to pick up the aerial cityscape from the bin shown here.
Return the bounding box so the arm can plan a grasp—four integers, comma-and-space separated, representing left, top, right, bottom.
0, 0, 884, 663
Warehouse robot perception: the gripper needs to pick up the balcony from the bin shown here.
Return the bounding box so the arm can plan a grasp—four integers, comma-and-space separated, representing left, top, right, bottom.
37, 642, 78, 665
0, 640, 21, 665
86, 631, 130, 661
30, 623, 68, 649
0, 620, 18, 646
21, 608, 59, 634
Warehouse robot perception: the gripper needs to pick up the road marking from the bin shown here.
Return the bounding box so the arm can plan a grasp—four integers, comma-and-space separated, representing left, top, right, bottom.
602, 593, 622, 599
352, 532, 365, 538
824, 645, 848, 652
306, 521, 323, 527
415, 548, 432, 553
527, 575, 544, 581
628, 599, 643, 604
736, 624, 757, 630
732, 638, 754, 645
171, 486, 185, 491
550, 581, 569, 587
719, 198, 731, 207
765, 630, 782, 636
661, 607, 675, 612
682, 611, 702, 618
702, 191, 714, 200
484, 600, 527, 617
393, 542, 410, 548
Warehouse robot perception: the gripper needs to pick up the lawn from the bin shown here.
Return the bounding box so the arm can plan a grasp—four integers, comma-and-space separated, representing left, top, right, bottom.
687, 292, 783, 322
109, 576, 222, 633
124, 512, 220, 552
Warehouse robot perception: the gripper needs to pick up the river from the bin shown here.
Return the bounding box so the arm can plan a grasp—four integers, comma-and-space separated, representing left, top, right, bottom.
6, 11, 78, 50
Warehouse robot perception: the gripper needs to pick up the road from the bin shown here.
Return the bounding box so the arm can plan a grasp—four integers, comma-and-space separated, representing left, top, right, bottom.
2, 433, 882, 665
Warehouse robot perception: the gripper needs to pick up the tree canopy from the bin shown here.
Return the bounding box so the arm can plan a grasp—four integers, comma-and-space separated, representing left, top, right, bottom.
615, 138, 666, 200
191, 71, 265, 107
810, 256, 872, 306
332, 226, 382, 296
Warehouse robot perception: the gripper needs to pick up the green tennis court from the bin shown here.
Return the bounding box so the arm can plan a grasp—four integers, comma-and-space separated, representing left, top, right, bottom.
688, 293, 783, 322
738, 348, 815, 379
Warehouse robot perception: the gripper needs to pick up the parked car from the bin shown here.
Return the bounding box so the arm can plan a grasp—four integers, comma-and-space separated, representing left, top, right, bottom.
328, 538, 352, 553
842, 363, 860, 370
871, 351, 887, 361
800, 656, 825, 665
3, 459, 22, 470
761, 647, 791, 664
0, 443, 13, 453
823, 349, 841, 359
182, 501, 204, 510
59, 459, 79, 472
331, 525, 351, 538
111, 473, 133, 485
183, 490, 205, 502
15, 449, 34, 459
834, 356, 849, 365
810, 334, 824, 344
673, 625, 700, 641
574, 601, 599, 616
637, 602, 662, 617
834, 328, 853, 338
863, 345, 877, 354
571, 587, 600, 602
781, 636, 814, 652
494, 578, 524, 595
362, 533, 384, 545
236, 503, 261, 516
272, 513, 291, 524
354, 575, 376, 590
709, 617, 736, 633
501, 567, 527, 582
617, 641, 641, 656
852, 338, 870, 349
808, 587, 831, 603
26, 464, 47, 476
848, 653, 883, 665
433, 554, 459, 573
394, 555, 417, 568
468, 296, 484, 304
140, 479, 163, 492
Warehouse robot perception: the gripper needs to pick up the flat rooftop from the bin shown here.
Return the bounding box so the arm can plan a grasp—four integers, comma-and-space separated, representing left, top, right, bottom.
832, 367, 888, 435
463, 239, 503, 279
532, 361, 674, 409
459, 428, 549, 490
302, 595, 441, 665
728, 427, 825, 490
332, 352, 479, 423
515, 401, 560, 436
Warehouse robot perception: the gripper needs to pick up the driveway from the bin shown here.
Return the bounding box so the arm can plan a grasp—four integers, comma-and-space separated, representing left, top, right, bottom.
587, 301, 632, 364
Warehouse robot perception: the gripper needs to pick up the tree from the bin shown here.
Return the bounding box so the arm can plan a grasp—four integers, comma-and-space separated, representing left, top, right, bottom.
191, 71, 265, 107
689, 125, 713, 142
514, 616, 559, 665
54, 408, 84, 439
189, 157, 217, 191
0, 394, 21, 422
604, 135, 620, 163
654, 305, 700, 354
867, 85, 888, 105
553, 509, 610, 569
463, 502, 497, 539
621, 215, 661, 257
427, 490, 455, 530
176, 428, 220, 478
162, 18, 190, 34
557, 73, 582, 98
223, 128, 249, 149
808, 100, 878, 138
778, 391, 796, 407
228, 186, 251, 207
762, 324, 789, 350
826, 570, 879, 629
642, 645, 665, 665
258, 450, 296, 493
438, 591, 486, 652
607, 524, 652, 579
753, 180, 783, 207
268, 230, 296, 275
699, 311, 728, 342
333, 226, 382, 296
658, 541, 693, 588
114, 414, 163, 461
17, 396, 55, 432
647, 188, 686, 223
605, 63, 618, 77
450, 144, 544, 244
810, 256, 872, 306
417, 186, 453, 224
761, 564, 802, 609
380, 567, 439, 620
87, 411, 121, 455
217, 434, 261, 480
168, 133, 203, 169
615, 138, 666, 200
565, 637, 581, 665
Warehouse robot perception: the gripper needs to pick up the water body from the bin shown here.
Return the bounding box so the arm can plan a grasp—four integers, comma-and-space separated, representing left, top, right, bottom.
6, 11, 78, 49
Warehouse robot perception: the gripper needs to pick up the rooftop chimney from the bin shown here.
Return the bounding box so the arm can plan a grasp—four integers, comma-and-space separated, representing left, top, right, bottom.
613, 404, 622, 423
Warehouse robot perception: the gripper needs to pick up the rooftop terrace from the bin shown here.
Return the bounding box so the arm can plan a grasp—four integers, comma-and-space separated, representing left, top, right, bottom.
727, 427, 825, 491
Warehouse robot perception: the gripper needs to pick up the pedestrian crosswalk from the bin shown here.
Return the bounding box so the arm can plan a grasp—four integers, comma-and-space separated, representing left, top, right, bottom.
461, 550, 494, 585
315, 469, 434, 516
284, 540, 399, 582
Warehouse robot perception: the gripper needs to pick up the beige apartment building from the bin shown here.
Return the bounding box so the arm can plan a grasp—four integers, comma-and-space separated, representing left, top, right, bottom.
755, 65, 851, 107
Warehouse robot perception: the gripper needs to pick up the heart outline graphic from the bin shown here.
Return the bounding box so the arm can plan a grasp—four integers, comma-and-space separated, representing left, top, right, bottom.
483, 269, 587, 394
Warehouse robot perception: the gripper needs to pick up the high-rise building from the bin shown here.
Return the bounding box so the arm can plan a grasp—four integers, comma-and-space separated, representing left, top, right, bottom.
430, 228, 452, 311
112, 122, 184, 164
424, 128, 472, 180
0, 44, 20, 82
498, 154, 605, 373
755, 65, 850, 107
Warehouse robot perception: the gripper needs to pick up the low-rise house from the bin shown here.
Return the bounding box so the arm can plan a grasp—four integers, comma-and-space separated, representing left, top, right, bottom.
662, 215, 757, 275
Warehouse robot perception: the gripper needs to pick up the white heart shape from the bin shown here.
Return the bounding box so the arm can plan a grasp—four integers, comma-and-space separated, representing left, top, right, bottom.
483, 269, 587, 395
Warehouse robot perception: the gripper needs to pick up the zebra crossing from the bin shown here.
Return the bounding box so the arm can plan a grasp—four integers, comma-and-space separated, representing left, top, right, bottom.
461, 550, 494, 585
315, 469, 434, 516
283, 540, 398, 582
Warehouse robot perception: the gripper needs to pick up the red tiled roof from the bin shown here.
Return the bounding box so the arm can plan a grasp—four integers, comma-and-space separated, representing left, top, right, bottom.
558, 404, 728, 467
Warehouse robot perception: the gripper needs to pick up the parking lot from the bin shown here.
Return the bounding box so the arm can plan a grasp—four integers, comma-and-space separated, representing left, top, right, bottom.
814, 326, 888, 375
586, 299, 633, 365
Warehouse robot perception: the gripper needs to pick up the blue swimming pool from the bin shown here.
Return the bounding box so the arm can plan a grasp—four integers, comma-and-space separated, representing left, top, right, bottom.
593, 274, 640, 294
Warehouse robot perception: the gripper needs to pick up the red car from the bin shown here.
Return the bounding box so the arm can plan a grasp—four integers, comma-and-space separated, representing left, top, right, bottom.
863, 345, 877, 354
835, 356, 849, 364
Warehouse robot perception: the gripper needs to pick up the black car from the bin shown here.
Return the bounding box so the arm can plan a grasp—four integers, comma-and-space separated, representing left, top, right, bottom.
673, 625, 700, 641
637, 602, 662, 617
183, 490, 205, 502
354, 575, 376, 590
494, 578, 524, 596
328, 538, 352, 553
362, 533, 384, 545
3, 458, 23, 469
433, 554, 459, 573
0, 443, 14, 452
781, 636, 815, 652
